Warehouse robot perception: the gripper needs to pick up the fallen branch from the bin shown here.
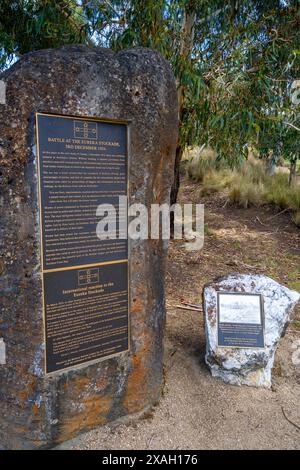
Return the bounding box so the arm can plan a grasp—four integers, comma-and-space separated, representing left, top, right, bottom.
255, 216, 268, 226
241, 262, 258, 270
222, 199, 229, 209
267, 208, 289, 220
226, 260, 259, 271
181, 301, 202, 308
176, 305, 202, 312
281, 406, 300, 431
283, 121, 300, 132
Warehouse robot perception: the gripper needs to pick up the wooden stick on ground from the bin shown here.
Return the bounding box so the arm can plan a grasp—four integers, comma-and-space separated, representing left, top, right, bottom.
176, 305, 202, 312
281, 406, 300, 431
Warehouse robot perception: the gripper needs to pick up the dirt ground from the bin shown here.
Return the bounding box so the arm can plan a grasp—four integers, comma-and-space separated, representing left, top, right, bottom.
59, 177, 300, 450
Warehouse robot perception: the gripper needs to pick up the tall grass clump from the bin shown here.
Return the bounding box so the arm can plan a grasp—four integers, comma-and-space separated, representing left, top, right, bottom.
228, 176, 265, 208
185, 147, 300, 224
185, 147, 219, 183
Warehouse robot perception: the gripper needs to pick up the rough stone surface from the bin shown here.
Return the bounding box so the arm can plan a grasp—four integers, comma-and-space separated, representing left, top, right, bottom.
0, 45, 178, 449
204, 274, 300, 388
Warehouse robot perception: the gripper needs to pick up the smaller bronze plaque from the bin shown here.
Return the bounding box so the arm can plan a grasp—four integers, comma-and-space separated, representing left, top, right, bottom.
44, 262, 129, 373
217, 292, 265, 349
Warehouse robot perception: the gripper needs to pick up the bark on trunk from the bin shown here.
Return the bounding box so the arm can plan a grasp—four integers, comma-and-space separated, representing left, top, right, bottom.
289, 157, 297, 186
170, 6, 196, 206
170, 145, 184, 206
267, 140, 282, 176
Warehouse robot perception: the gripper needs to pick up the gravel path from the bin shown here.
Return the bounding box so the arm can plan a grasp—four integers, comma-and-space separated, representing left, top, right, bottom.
58, 182, 300, 450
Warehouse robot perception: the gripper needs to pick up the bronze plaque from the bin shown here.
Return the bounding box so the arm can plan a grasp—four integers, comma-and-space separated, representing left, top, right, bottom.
217, 292, 265, 349
36, 113, 129, 374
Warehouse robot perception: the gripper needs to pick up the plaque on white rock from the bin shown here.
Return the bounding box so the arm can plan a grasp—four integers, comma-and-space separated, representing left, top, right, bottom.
204, 274, 300, 388
217, 292, 265, 349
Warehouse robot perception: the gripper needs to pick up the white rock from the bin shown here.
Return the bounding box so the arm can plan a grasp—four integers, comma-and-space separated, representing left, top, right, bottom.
204, 274, 300, 388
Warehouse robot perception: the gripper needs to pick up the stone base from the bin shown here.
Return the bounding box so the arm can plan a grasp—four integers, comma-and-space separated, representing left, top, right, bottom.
0, 45, 178, 449
209, 361, 273, 388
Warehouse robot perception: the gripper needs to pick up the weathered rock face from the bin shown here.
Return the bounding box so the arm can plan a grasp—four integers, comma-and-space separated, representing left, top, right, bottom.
0, 45, 178, 449
204, 274, 300, 388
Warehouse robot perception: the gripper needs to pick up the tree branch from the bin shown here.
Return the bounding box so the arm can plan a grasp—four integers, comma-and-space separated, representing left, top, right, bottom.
284, 121, 300, 132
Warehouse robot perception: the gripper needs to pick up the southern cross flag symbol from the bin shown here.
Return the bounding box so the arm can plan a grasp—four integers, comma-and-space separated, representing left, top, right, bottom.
78, 268, 100, 286
74, 120, 98, 140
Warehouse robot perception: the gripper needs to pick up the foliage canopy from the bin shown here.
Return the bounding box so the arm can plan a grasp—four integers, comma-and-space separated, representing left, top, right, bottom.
1, 1, 299, 178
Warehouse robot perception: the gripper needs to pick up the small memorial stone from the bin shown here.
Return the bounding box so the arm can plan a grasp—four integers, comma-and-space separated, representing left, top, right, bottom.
204, 274, 300, 388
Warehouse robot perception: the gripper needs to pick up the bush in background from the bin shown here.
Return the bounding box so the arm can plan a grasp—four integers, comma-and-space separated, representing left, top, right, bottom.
185, 147, 300, 226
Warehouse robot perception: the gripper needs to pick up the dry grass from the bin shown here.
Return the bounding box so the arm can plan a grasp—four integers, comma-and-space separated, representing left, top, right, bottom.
185, 147, 300, 225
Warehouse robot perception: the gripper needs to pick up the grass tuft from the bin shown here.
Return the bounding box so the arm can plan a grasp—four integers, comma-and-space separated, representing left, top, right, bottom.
293, 211, 300, 227
185, 147, 300, 222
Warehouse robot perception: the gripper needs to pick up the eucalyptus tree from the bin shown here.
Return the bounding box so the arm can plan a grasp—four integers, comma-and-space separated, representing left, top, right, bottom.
0, 0, 88, 69
1, 1, 299, 194
83, 0, 234, 202
85, 0, 300, 198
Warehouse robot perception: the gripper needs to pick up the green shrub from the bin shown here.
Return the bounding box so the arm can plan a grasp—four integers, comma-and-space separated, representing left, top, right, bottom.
289, 188, 300, 211
265, 173, 300, 211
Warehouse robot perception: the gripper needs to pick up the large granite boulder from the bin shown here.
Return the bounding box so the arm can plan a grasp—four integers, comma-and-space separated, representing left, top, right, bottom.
0, 45, 178, 449
204, 274, 300, 388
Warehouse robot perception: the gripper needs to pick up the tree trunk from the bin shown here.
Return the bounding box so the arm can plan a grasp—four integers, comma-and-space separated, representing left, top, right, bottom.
170, 6, 196, 206
289, 156, 297, 186
170, 145, 184, 205
267, 140, 282, 176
